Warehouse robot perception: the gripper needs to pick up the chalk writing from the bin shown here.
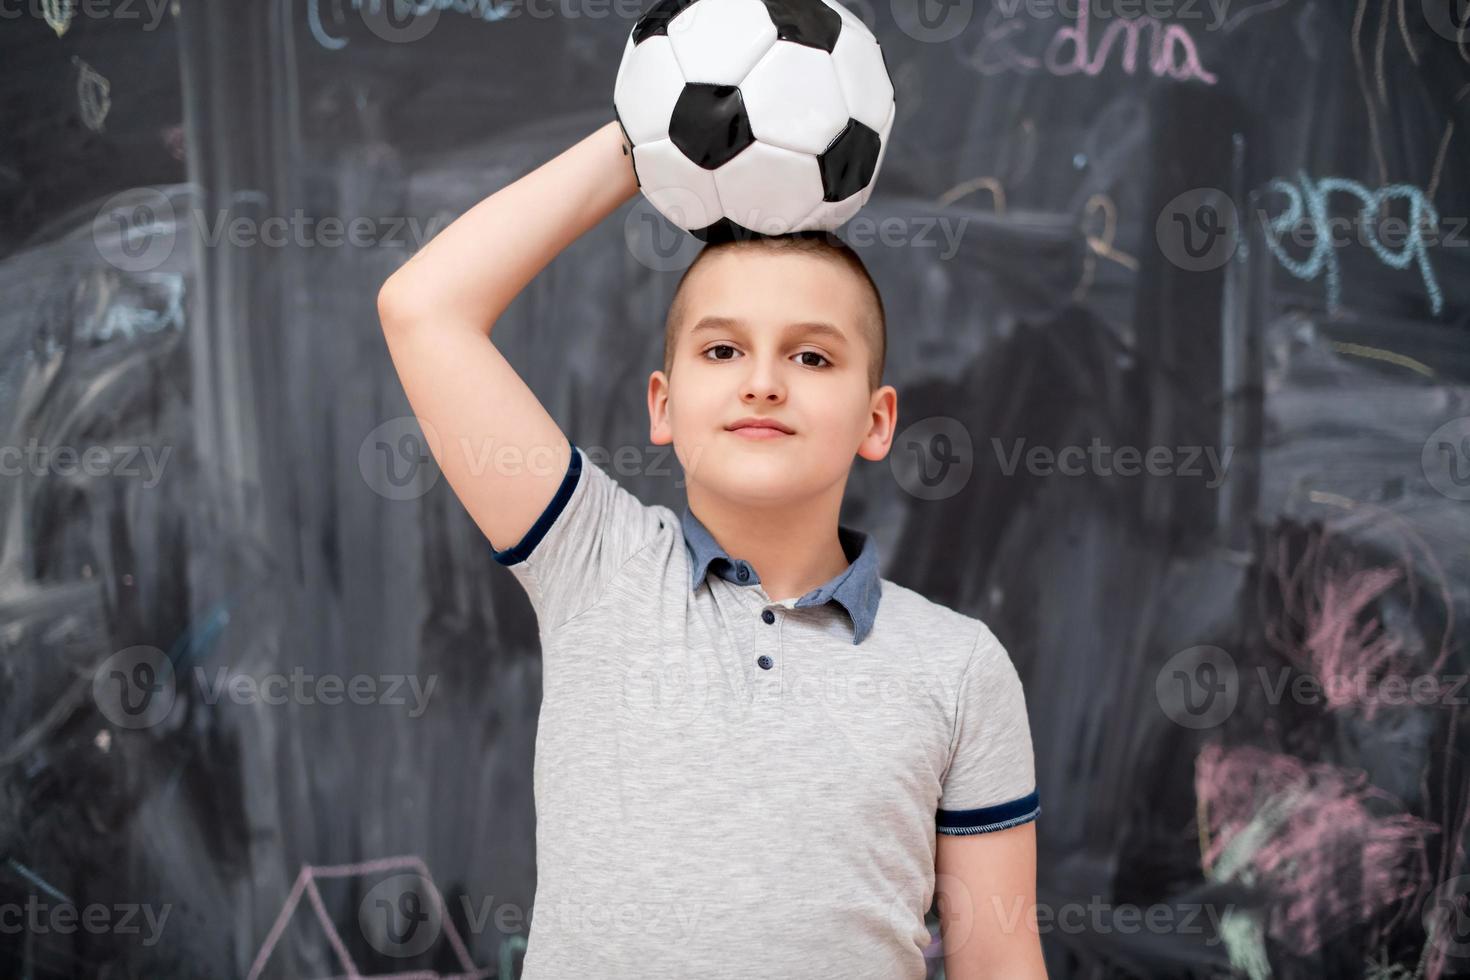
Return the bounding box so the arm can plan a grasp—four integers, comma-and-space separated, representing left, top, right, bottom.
1256, 172, 1444, 316
969, 2, 1217, 82
308, 0, 512, 51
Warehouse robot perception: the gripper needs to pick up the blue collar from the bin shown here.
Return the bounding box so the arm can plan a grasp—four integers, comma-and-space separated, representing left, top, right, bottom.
680, 505, 881, 645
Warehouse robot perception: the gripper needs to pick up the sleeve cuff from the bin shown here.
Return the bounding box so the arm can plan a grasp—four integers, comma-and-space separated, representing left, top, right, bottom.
491, 443, 582, 566
936, 788, 1040, 836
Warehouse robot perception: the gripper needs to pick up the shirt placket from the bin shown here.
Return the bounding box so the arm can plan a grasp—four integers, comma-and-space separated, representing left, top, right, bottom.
750, 589, 789, 705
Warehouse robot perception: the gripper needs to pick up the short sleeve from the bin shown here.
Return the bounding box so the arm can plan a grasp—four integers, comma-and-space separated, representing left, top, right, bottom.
936, 624, 1041, 836
490, 442, 666, 632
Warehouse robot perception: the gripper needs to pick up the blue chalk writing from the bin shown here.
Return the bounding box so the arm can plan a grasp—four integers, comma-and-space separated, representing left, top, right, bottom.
1256, 171, 1444, 317
308, 0, 513, 50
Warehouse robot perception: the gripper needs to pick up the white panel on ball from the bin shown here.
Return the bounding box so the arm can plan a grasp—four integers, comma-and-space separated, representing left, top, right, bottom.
613, 35, 685, 145
739, 42, 849, 156
793, 186, 866, 233
712, 142, 827, 234
666, 0, 778, 86
632, 138, 724, 229
829, 30, 893, 132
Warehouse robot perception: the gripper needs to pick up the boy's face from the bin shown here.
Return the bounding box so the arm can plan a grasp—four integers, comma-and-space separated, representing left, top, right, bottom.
648, 248, 898, 505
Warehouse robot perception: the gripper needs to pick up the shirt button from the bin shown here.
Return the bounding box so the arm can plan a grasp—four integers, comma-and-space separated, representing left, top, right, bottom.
761, 609, 775, 624
736, 565, 749, 582
757, 655, 773, 670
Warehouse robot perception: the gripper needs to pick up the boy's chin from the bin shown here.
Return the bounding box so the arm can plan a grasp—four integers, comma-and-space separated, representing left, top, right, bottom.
699, 453, 819, 499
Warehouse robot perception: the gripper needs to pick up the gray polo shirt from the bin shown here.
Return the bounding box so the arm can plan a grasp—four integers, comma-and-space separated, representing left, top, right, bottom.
492, 442, 1040, 979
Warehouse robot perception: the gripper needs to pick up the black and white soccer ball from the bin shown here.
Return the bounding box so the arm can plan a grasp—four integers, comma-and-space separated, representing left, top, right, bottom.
613, 0, 896, 243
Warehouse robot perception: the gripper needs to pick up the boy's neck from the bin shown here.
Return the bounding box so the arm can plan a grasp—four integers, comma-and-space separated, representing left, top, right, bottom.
685, 485, 853, 602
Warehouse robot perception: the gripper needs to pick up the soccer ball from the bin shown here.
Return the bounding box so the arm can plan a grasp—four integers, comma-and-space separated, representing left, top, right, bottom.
613, 0, 896, 243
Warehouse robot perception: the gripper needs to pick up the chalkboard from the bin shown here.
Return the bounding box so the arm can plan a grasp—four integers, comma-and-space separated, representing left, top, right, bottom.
2, 0, 1468, 977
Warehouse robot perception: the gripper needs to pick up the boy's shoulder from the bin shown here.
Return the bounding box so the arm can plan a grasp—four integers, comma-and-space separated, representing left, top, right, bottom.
867, 576, 1005, 662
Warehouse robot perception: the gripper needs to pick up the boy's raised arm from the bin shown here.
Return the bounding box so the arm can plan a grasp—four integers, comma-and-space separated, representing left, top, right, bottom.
376, 121, 637, 554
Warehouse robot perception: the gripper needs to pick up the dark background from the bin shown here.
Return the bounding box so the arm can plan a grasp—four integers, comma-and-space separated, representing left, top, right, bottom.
2, 0, 1469, 976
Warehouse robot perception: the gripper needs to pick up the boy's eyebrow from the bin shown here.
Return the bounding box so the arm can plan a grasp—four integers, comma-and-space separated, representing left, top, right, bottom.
688, 316, 849, 346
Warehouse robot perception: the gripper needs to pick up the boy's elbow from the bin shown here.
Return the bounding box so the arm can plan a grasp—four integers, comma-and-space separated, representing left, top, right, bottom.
376, 273, 419, 332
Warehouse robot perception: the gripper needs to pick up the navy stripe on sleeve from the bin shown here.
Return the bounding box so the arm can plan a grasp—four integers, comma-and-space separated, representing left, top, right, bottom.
936, 789, 1040, 836
490, 442, 582, 566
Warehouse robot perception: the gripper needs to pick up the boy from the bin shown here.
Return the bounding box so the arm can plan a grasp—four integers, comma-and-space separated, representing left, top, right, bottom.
377, 120, 1045, 980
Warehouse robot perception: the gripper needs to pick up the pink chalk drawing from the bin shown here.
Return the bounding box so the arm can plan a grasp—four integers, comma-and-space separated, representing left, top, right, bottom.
1045, 2, 1218, 82
968, 1, 1218, 82
246, 856, 493, 980
1261, 517, 1456, 721
1195, 744, 1439, 957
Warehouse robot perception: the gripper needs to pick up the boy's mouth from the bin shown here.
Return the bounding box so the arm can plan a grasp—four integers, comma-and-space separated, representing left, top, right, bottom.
726, 416, 795, 436
726, 426, 794, 441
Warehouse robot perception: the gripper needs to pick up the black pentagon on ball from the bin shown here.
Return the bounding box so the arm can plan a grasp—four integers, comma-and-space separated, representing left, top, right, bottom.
631, 0, 699, 44
670, 83, 756, 170
690, 217, 775, 244
756, 0, 841, 52
817, 118, 882, 201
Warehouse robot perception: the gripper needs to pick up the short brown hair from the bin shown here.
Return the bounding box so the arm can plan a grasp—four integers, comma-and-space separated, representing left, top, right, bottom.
661, 230, 887, 391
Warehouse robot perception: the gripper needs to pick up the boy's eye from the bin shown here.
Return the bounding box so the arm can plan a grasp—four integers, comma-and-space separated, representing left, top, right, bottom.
702, 345, 830, 368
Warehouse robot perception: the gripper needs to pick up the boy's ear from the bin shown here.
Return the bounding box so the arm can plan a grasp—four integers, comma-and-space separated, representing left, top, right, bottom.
648, 370, 672, 446
856, 384, 899, 463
